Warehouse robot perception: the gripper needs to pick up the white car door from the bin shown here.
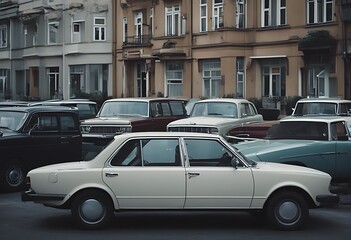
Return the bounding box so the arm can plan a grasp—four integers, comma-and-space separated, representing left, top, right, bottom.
182, 138, 254, 208
103, 138, 186, 209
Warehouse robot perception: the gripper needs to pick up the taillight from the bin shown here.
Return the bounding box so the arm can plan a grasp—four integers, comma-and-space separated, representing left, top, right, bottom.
24, 177, 31, 191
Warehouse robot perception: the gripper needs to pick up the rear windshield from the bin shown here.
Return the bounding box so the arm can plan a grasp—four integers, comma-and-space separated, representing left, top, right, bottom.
266, 121, 328, 140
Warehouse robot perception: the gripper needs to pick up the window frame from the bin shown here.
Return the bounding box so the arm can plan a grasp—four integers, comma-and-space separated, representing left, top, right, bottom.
48, 20, 59, 45
0, 25, 7, 48
165, 61, 184, 97
307, 0, 333, 24
212, 0, 223, 30
200, 0, 208, 32
93, 17, 106, 41
236, 0, 246, 28
261, 0, 286, 27
165, 5, 181, 36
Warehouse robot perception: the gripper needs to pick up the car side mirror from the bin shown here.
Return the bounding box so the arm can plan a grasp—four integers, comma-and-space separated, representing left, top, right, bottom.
231, 157, 240, 169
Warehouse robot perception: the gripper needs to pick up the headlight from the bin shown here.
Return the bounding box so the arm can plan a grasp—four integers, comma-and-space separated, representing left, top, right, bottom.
80, 126, 91, 133
119, 127, 132, 133
209, 128, 219, 135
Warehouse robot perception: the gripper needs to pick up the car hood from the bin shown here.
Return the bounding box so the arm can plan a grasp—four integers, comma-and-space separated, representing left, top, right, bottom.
254, 161, 330, 177
0, 129, 21, 138
81, 116, 148, 125
168, 116, 239, 126
235, 139, 320, 161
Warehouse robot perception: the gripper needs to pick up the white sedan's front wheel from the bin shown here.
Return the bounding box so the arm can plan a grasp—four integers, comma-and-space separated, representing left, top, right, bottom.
71, 190, 114, 229
265, 191, 309, 230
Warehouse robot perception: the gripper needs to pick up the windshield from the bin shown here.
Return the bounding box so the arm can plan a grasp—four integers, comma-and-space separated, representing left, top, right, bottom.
266, 121, 328, 140
0, 111, 27, 131
191, 102, 238, 118
99, 101, 148, 117
293, 102, 337, 116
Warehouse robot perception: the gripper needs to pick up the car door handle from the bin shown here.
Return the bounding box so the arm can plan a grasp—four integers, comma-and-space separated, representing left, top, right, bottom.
188, 172, 200, 179
105, 173, 119, 177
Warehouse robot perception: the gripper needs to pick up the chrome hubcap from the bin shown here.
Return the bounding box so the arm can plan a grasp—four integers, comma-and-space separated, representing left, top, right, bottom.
6, 167, 23, 187
277, 201, 300, 224
80, 199, 105, 224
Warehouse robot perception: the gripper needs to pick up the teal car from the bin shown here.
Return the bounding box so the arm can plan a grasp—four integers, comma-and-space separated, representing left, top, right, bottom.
234, 116, 351, 185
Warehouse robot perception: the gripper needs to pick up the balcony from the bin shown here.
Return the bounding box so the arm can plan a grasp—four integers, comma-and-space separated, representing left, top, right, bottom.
123, 35, 151, 47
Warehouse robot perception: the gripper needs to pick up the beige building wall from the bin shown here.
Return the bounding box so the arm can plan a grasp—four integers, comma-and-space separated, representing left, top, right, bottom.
114, 0, 349, 109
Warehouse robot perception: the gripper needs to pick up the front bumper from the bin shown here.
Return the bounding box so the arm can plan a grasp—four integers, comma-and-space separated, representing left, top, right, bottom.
21, 190, 65, 202
316, 194, 340, 206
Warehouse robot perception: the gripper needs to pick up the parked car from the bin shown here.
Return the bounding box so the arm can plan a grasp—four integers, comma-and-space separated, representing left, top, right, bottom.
21, 132, 338, 230
0, 101, 30, 108
30, 99, 99, 120
234, 116, 351, 192
167, 98, 263, 142
80, 98, 187, 160
292, 98, 351, 116
0, 106, 82, 191
227, 120, 279, 143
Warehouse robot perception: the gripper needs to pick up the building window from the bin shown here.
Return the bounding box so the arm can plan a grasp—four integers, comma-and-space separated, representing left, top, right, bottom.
236, 57, 245, 98
150, 8, 154, 37
203, 59, 221, 98
47, 67, 59, 99
200, 0, 208, 32
72, 21, 85, 43
307, 0, 333, 24
213, 0, 223, 29
135, 11, 143, 43
0, 25, 7, 48
165, 62, 183, 97
123, 17, 128, 43
262, 60, 286, 97
261, 0, 286, 27
48, 20, 59, 44
236, 0, 246, 28
165, 5, 181, 36
94, 17, 106, 41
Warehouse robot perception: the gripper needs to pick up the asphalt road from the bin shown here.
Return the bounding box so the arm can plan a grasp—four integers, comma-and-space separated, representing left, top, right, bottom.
1, 192, 351, 240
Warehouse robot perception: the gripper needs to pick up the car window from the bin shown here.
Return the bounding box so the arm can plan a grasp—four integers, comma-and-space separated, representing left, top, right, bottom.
0, 111, 26, 131
111, 138, 181, 166
266, 121, 328, 140
142, 139, 180, 166
185, 139, 233, 166
161, 102, 172, 116
60, 115, 77, 132
294, 102, 337, 115
170, 101, 186, 116
25, 113, 58, 132
100, 101, 148, 117
338, 103, 351, 115
240, 103, 256, 117
331, 121, 348, 141
191, 102, 237, 118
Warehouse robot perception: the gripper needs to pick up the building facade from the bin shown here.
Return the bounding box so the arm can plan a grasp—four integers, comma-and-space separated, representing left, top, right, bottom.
114, 0, 351, 112
0, 0, 113, 101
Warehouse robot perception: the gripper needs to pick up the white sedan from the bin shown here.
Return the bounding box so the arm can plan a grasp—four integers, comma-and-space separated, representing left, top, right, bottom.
21, 132, 338, 230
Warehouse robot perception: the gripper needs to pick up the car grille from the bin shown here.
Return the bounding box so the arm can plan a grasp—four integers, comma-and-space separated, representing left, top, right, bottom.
89, 126, 125, 134
168, 126, 213, 133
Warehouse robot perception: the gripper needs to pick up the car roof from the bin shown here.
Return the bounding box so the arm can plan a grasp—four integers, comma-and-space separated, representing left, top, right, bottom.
104, 97, 186, 103
0, 105, 79, 114
113, 131, 223, 140
281, 115, 350, 123
194, 98, 252, 104
296, 98, 351, 104
31, 99, 97, 105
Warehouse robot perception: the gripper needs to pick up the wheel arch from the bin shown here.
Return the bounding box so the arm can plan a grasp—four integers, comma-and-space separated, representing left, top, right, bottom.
263, 186, 316, 210
62, 186, 118, 210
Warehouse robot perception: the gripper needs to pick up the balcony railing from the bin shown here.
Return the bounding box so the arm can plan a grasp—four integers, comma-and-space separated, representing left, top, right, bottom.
123, 35, 151, 46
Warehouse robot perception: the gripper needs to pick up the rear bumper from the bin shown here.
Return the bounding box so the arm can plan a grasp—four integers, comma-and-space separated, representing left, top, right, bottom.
316, 194, 340, 206
21, 190, 65, 202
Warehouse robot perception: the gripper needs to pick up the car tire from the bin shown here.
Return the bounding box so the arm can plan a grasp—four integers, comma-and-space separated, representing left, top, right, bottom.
71, 190, 114, 230
264, 191, 308, 231
0, 160, 26, 192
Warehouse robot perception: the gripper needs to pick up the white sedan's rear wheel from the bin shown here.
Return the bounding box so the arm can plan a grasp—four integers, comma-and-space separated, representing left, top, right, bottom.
265, 191, 309, 230
71, 190, 114, 229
